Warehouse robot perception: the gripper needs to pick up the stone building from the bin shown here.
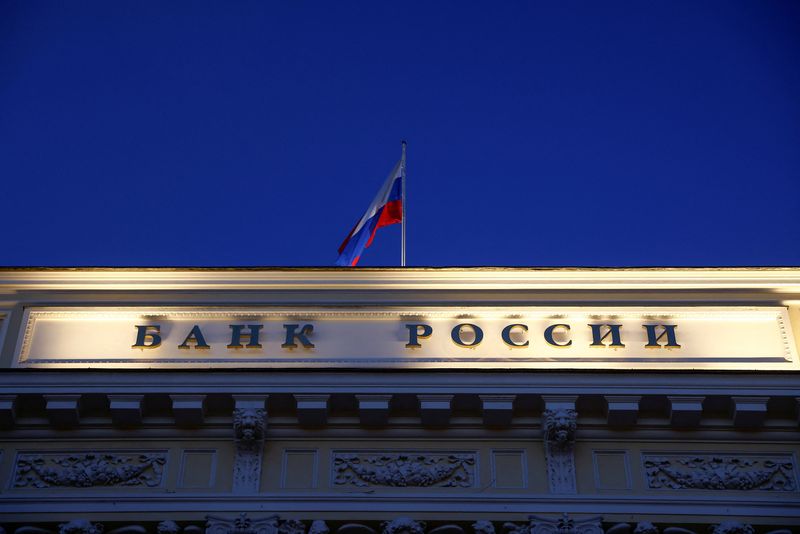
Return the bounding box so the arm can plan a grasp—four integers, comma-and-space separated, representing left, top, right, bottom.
0, 267, 798, 534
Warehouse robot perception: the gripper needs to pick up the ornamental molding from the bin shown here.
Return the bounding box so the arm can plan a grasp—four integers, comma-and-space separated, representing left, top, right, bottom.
232, 408, 267, 493
710, 523, 755, 534
279, 521, 305, 534
542, 409, 577, 494
206, 514, 280, 534
380, 519, 425, 534
4, 267, 800, 292
643, 453, 797, 491
0, 520, 786, 534
333, 451, 476, 488
504, 514, 602, 534
472, 523, 495, 534
59, 521, 104, 534
157, 522, 180, 534
12, 451, 166, 489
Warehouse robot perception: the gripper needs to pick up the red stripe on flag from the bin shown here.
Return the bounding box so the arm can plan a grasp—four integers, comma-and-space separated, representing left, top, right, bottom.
365, 200, 402, 248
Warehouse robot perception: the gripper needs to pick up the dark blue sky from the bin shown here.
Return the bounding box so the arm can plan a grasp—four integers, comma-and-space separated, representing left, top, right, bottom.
1, 2, 799, 267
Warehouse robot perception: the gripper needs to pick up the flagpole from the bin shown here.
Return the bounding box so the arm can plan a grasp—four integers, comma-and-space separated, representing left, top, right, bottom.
401, 140, 407, 267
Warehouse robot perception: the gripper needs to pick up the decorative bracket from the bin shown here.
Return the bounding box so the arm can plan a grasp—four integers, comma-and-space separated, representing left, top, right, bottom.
232, 395, 268, 494
541, 396, 577, 494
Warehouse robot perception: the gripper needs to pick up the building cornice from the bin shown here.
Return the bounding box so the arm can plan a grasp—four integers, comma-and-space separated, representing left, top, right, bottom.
1, 267, 800, 292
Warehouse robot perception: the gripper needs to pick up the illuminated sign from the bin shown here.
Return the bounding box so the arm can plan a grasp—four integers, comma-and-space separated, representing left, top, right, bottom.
12, 307, 799, 370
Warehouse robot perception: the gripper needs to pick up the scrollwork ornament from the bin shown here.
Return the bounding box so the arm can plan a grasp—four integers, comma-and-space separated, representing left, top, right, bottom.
381, 519, 426, 534
710, 524, 754, 534
278, 521, 305, 534
473, 522, 495, 534
14, 453, 165, 488
542, 409, 578, 494
644, 455, 796, 491
503, 515, 603, 534
334, 452, 475, 488
157, 522, 180, 534
59, 521, 103, 534
528, 514, 602, 534
634, 523, 659, 534
206, 513, 279, 534
232, 408, 267, 493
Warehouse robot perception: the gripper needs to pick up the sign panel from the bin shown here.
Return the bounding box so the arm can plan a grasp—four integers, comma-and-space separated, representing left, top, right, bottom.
12, 306, 800, 370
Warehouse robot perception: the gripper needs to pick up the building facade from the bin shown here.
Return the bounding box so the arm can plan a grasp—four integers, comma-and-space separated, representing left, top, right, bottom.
0, 268, 798, 534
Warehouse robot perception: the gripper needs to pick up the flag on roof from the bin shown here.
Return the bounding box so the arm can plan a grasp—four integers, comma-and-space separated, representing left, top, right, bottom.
336, 159, 403, 267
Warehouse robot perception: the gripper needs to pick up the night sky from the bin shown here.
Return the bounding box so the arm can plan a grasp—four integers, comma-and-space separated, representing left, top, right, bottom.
1, 2, 799, 267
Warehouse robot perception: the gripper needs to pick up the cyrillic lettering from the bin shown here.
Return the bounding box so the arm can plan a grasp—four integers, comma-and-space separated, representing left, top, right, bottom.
178, 325, 210, 349
501, 324, 528, 347
544, 324, 572, 347
644, 324, 680, 348
227, 324, 263, 348
451, 323, 483, 347
132, 325, 161, 349
282, 324, 315, 348
405, 323, 433, 348
588, 324, 625, 347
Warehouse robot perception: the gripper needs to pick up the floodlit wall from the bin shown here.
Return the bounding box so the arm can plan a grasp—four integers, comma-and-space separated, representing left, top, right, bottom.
0, 268, 798, 532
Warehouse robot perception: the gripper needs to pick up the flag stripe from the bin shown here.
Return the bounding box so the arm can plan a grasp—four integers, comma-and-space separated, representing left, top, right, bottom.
336, 159, 403, 267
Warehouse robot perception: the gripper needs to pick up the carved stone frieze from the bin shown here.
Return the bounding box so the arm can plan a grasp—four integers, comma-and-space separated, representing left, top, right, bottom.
542, 408, 577, 494
58, 521, 103, 534
5, 519, 799, 534
333, 452, 475, 488
633, 523, 659, 534
710, 523, 754, 534
206, 514, 279, 534
643, 454, 797, 491
472, 522, 495, 534
504, 514, 602, 534
13, 452, 166, 488
232, 407, 267, 493
278, 521, 305, 534
380, 519, 425, 534
157, 522, 180, 534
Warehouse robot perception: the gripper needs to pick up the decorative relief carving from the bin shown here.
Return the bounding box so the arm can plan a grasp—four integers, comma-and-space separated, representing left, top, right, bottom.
333, 452, 475, 488
206, 514, 279, 534
232, 408, 267, 493
542, 409, 577, 494
504, 514, 602, 534
4, 519, 797, 534
380, 519, 425, 534
634, 523, 659, 534
278, 521, 306, 534
472, 522, 495, 534
643, 454, 797, 491
234, 408, 266, 442
157, 522, 180, 534
710, 523, 754, 534
59, 521, 103, 534
543, 410, 577, 450
13, 452, 166, 488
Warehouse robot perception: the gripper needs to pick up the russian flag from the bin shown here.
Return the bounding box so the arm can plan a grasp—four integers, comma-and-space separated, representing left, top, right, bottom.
336, 159, 403, 266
